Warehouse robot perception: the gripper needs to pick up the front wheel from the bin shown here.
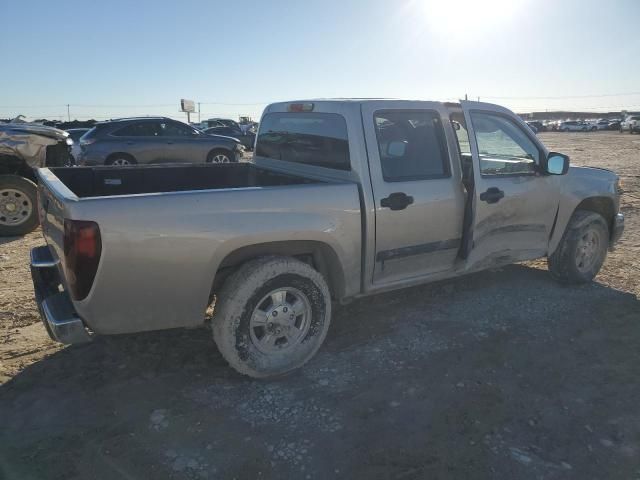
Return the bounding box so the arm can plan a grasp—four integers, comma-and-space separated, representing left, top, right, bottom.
548, 210, 609, 284
206, 149, 234, 164
212, 256, 331, 378
0, 175, 39, 236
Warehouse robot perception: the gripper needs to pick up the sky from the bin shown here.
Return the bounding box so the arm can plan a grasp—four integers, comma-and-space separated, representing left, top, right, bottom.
2, 0, 640, 122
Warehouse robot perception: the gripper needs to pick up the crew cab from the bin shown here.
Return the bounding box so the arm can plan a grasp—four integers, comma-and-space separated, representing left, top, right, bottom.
31, 100, 624, 377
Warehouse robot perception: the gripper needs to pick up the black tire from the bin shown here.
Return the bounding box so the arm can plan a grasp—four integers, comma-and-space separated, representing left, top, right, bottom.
212, 256, 331, 378
548, 210, 609, 284
0, 175, 39, 236
105, 154, 136, 166
206, 149, 235, 164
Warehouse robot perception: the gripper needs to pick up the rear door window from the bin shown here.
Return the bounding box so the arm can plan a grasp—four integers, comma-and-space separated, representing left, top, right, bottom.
373, 110, 450, 181
256, 112, 350, 170
112, 122, 161, 137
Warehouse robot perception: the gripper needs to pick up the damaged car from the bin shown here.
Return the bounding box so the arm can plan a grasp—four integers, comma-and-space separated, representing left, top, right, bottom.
0, 122, 73, 236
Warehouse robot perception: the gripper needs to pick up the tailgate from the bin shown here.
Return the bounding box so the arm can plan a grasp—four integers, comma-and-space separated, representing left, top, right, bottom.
36, 168, 77, 278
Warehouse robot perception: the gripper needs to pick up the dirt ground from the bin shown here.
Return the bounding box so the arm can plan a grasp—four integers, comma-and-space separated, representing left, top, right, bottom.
0, 131, 639, 479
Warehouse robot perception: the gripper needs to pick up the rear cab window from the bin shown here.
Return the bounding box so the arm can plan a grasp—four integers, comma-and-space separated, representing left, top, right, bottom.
255, 112, 350, 170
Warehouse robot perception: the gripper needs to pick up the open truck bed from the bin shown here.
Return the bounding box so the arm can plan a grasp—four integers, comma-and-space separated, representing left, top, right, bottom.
34, 161, 362, 340
51, 163, 322, 198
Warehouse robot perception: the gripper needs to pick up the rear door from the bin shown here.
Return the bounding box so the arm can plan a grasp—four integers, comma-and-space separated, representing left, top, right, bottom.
461, 101, 560, 269
361, 102, 466, 285
109, 121, 163, 164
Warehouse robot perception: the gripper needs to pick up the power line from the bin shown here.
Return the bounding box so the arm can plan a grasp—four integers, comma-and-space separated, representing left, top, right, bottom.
483, 91, 640, 100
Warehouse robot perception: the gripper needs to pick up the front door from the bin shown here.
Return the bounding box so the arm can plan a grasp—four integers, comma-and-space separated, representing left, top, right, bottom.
362, 102, 466, 285
461, 101, 560, 270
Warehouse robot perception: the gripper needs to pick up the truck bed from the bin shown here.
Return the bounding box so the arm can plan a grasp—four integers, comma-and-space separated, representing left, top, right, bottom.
51, 163, 322, 198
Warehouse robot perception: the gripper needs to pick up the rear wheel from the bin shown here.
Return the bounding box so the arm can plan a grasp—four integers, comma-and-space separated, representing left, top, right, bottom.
212, 256, 331, 378
0, 175, 39, 236
206, 149, 234, 164
548, 210, 609, 284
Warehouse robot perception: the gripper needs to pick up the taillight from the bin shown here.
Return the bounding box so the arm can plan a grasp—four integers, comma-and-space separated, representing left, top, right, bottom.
63, 219, 101, 300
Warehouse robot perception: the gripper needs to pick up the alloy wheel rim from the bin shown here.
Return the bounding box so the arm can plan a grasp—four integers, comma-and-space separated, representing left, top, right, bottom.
575, 229, 601, 273
112, 158, 131, 166
249, 287, 312, 354
211, 154, 230, 163
0, 189, 33, 226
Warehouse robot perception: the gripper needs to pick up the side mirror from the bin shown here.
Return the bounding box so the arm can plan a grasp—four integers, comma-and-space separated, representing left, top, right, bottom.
544, 152, 570, 175
387, 140, 407, 157
452, 121, 461, 131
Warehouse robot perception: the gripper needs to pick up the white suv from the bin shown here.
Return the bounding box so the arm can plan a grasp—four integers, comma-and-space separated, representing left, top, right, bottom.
621, 116, 640, 134
558, 121, 590, 132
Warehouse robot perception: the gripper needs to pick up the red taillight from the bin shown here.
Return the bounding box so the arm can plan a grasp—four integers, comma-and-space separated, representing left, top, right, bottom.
63, 219, 101, 300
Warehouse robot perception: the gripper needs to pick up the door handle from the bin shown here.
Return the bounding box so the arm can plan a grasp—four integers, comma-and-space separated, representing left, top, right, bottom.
380, 192, 414, 211
480, 187, 505, 204
166, 141, 174, 145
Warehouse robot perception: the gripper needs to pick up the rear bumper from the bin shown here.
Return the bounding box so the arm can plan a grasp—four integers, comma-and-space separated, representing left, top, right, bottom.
611, 213, 624, 247
30, 246, 92, 344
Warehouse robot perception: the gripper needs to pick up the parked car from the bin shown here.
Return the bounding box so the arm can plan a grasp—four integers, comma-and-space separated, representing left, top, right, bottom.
526, 121, 545, 132
206, 118, 254, 134
0, 122, 72, 235
77, 117, 244, 166
204, 126, 256, 150
593, 119, 610, 130
558, 121, 591, 132
526, 122, 539, 133
65, 128, 90, 162
607, 119, 622, 131
31, 99, 624, 378
620, 116, 640, 134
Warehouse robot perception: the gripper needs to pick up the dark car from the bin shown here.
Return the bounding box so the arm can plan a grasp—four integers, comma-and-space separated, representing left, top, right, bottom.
526, 120, 545, 132
77, 117, 244, 166
204, 125, 255, 150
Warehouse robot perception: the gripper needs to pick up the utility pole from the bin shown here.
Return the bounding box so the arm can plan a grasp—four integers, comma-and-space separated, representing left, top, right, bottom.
66, 104, 71, 122
198, 102, 201, 123
464, 93, 468, 101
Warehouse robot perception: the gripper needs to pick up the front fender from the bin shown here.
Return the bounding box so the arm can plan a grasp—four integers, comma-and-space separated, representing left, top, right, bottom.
549, 166, 620, 254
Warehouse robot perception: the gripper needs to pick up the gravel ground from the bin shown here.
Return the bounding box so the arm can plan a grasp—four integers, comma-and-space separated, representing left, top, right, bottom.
0, 131, 638, 479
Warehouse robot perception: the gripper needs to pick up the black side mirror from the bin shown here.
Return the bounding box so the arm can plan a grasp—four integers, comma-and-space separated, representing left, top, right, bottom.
542, 152, 570, 175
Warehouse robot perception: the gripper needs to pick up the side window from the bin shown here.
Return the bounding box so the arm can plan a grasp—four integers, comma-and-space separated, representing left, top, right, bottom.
160, 121, 195, 136
373, 110, 450, 182
112, 122, 160, 137
470, 112, 539, 176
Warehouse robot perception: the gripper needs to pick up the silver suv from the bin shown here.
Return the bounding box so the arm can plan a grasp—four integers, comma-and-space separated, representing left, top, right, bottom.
77, 117, 244, 166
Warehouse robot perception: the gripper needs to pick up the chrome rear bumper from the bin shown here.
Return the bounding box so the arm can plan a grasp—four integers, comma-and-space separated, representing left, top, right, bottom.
30, 246, 92, 344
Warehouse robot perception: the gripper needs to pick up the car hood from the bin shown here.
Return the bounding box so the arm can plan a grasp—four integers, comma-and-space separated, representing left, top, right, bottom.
0, 123, 70, 168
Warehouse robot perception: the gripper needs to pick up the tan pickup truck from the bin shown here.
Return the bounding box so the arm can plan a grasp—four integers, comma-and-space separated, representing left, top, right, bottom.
31, 99, 624, 377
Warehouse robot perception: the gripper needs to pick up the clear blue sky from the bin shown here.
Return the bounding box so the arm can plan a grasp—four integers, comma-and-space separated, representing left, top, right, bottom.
2, 0, 639, 122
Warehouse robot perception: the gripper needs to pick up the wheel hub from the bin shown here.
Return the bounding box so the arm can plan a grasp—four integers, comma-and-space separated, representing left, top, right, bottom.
575, 230, 601, 272
249, 288, 311, 354
0, 189, 33, 226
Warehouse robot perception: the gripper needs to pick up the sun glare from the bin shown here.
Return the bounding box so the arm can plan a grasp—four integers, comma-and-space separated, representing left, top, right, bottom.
419, 0, 527, 39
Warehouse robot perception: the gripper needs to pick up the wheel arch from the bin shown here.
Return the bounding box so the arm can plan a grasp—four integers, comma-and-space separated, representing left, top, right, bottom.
574, 196, 615, 233
0, 155, 35, 181
210, 240, 346, 301
550, 195, 616, 255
